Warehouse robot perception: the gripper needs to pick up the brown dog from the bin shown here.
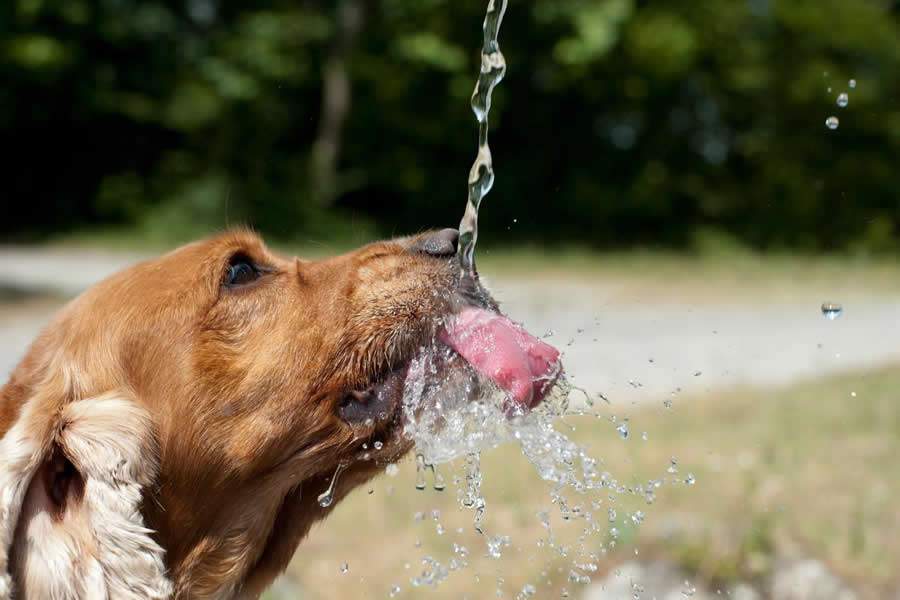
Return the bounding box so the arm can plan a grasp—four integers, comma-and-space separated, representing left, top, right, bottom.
0, 229, 558, 599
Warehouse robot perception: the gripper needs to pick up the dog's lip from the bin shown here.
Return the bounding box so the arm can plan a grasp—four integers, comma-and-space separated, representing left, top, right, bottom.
336, 279, 503, 427
338, 363, 410, 425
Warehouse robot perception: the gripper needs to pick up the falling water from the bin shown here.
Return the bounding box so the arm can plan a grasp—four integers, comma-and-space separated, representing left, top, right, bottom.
372, 1, 696, 594
317, 461, 347, 508
457, 0, 509, 277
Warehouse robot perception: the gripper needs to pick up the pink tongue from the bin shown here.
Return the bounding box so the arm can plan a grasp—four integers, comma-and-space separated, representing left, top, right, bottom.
440, 307, 561, 409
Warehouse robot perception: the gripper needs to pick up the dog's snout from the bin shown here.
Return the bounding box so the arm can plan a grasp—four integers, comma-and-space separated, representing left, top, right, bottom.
414, 228, 459, 258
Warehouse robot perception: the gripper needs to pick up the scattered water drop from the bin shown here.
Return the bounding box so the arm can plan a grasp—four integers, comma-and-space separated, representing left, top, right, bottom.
849, 79, 857, 88
641, 431, 648, 441
373, 440, 384, 450
415, 453, 427, 490
433, 464, 447, 491
567, 570, 591, 585
821, 302, 843, 320
836, 93, 849, 108
389, 584, 401, 597
685, 473, 696, 486
486, 535, 511, 559
340, 562, 349, 574
616, 422, 629, 440
317, 462, 347, 508
385, 463, 399, 477
825, 116, 839, 130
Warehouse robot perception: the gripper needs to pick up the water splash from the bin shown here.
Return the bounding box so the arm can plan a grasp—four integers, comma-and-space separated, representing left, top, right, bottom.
457, 0, 509, 277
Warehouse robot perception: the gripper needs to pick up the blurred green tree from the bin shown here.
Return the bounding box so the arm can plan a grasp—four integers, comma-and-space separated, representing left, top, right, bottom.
1, 0, 898, 251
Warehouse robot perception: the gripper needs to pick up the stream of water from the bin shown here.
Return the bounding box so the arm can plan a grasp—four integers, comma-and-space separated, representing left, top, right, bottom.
331, 3, 688, 596
457, 0, 508, 277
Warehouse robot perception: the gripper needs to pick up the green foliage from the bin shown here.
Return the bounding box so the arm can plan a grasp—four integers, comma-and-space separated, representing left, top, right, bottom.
1, 0, 898, 251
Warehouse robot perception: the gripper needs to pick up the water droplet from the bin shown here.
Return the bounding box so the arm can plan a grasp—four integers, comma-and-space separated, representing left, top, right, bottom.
340, 562, 349, 574
415, 453, 427, 490
849, 79, 857, 88
693, 371, 702, 377
317, 462, 347, 508
385, 463, 399, 477
667, 457, 679, 474
641, 431, 648, 441
433, 465, 447, 491
631, 510, 645, 524
389, 584, 401, 597
821, 302, 843, 320
836, 93, 849, 108
825, 116, 839, 130
685, 473, 696, 486
850, 391, 857, 398
373, 440, 384, 450
486, 535, 510, 559
616, 422, 629, 439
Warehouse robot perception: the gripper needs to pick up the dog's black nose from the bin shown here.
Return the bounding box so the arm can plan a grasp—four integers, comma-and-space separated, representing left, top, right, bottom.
414, 228, 459, 258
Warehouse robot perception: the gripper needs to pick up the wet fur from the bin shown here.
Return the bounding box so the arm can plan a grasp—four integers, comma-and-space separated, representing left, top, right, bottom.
0, 230, 457, 599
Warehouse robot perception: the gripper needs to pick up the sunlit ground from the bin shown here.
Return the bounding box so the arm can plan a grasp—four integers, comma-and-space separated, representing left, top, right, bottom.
0, 243, 897, 599
265, 366, 899, 600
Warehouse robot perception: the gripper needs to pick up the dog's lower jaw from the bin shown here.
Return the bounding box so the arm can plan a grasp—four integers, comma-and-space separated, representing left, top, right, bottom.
235, 454, 407, 599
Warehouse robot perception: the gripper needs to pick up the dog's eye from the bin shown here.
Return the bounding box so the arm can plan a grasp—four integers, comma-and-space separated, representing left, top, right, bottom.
224, 255, 261, 287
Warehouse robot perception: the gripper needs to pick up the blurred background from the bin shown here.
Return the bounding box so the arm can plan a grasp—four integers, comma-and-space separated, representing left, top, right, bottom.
1, 1, 899, 599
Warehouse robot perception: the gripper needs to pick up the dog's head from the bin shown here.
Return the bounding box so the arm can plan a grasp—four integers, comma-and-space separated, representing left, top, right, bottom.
0, 229, 558, 599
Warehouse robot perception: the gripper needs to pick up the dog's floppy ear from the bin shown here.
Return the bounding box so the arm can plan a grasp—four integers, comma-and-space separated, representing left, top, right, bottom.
0, 381, 172, 599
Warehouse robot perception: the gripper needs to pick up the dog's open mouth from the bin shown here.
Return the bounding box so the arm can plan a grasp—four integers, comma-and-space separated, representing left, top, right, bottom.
338, 366, 410, 424
339, 305, 562, 429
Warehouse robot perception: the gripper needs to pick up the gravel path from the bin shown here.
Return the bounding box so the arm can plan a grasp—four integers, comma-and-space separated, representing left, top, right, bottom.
2, 247, 899, 406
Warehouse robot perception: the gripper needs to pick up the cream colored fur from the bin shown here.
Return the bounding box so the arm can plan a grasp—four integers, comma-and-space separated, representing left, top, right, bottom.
0, 393, 172, 599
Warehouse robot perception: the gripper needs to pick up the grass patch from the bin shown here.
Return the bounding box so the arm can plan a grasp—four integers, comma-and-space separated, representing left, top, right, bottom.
269, 366, 900, 599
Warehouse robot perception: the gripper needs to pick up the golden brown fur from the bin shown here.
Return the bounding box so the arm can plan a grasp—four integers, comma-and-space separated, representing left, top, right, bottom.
0, 230, 459, 598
